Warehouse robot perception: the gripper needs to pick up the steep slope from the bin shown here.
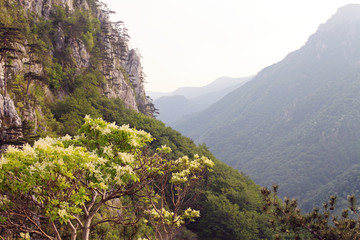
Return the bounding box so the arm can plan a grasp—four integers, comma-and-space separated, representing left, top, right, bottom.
85, 100, 273, 239
0, 1, 275, 238
154, 95, 206, 124
153, 76, 252, 124
174, 4, 360, 210
0, 0, 153, 148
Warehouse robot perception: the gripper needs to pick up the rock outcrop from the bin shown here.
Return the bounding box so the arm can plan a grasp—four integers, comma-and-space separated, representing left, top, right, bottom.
0, 94, 23, 149
0, 0, 151, 146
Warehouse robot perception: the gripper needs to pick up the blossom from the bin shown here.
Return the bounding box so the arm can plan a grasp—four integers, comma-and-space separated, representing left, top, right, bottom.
0, 156, 8, 169
33, 136, 57, 150
170, 170, 190, 184
118, 152, 134, 164
115, 165, 134, 176
130, 137, 139, 147
55, 158, 65, 166
102, 127, 112, 135
5, 145, 20, 154
22, 143, 36, 157
103, 145, 114, 158
20, 232, 30, 239
0, 195, 10, 206
58, 209, 67, 218
107, 121, 118, 130
157, 145, 172, 154
60, 134, 72, 141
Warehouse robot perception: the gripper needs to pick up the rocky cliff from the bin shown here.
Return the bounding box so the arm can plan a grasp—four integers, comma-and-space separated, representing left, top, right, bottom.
0, 0, 151, 147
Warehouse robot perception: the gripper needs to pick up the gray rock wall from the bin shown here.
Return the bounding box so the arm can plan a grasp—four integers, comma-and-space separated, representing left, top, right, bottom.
0, 0, 150, 145
0, 94, 23, 149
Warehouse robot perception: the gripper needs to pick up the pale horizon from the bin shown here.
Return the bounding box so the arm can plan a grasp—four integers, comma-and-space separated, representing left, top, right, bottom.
102, 0, 360, 92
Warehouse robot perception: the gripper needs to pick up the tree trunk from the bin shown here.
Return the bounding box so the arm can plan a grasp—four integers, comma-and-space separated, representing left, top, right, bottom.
81, 201, 103, 240
81, 218, 92, 240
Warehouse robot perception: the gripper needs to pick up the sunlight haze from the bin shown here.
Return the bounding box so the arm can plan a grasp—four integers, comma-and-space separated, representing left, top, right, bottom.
102, 0, 360, 92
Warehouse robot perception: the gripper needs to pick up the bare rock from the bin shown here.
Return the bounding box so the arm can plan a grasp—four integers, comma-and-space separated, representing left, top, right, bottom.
0, 94, 23, 143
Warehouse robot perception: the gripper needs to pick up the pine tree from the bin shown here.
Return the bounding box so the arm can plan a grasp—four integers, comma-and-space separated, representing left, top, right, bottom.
261, 184, 360, 239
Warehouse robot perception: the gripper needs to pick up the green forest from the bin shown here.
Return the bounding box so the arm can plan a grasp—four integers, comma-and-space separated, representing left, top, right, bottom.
0, 0, 272, 239
1, 0, 360, 239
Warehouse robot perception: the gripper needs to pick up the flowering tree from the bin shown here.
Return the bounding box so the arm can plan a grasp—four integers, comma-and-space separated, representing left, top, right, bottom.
144, 151, 214, 240
0, 116, 213, 240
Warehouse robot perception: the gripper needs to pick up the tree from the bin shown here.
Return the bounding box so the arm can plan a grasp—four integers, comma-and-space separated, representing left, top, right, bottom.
24, 43, 44, 95
144, 152, 214, 240
261, 184, 360, 239
0, 116, 213, 240
0, 23, 23, 96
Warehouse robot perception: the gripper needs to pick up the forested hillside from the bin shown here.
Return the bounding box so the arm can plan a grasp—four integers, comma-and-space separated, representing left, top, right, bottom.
0, 0, 273, 239
174, 4, 360, 211
0, 0, 155, 151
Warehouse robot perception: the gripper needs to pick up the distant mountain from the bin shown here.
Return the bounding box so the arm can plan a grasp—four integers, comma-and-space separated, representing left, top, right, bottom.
149, 76, 252, 100
153, 95, 207, 124
174, 4, 360, 211
152, 76, 252, 124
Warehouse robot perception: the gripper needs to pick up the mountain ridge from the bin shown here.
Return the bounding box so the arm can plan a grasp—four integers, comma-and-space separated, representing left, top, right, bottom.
174, 4, 360, 210
148, 76, 252, 100
152, 76, 252, 124
0, 0, 153, 148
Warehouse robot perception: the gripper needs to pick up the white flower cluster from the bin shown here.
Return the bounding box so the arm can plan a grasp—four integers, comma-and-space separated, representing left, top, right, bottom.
84, 116, 153, 148
29, 161, 52, 174
19, 232, 30, 239
103, 145, 114, 158
0, 156, 8, 169
58, 208, 67, 218
146, 208, 160, 219
146, 208, 176, 225
194, 154, 214, 169
60, 134, 72, 141
170, 155, 214, 184
33, 136, 58, 150
114, 164, 136, 185
22, 143, 36, 157
5, 145, 21, 154
156, 145, 172, 154
183, 207, 200, 219
170, 169, 190, 184
0, 194, 10, 206
118, 152, 135, 164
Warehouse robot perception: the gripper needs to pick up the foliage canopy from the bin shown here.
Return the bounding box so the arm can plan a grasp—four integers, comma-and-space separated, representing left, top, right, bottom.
0, 116, 213, 240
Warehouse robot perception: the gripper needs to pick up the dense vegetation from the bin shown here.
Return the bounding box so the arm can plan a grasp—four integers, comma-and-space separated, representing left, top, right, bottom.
0, 0, 274, 239
0, 116, 214, 239
262, 185, 360, 239
3, 1, 360, 239
72, 99, 274, 239
174, 4, 360, 211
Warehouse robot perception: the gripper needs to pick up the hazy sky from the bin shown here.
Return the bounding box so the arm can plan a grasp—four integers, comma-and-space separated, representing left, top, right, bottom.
102, 0, 360, 92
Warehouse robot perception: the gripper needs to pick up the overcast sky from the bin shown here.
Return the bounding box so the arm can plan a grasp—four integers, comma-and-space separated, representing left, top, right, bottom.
102, 0, 360, 92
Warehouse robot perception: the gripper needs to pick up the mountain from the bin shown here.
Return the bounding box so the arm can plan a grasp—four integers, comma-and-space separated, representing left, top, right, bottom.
153, 76, 252, 124
149, 76, 251, 100
174, 4, 360, 210
154, 95, 206, 124
0, 1, 275, 239
0, 0, 154, 149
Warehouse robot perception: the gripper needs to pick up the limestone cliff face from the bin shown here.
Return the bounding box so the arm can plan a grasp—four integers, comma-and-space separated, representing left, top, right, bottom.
16, 0, 148, 111
0, 0, 151, 146
0, 95, 22, 149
